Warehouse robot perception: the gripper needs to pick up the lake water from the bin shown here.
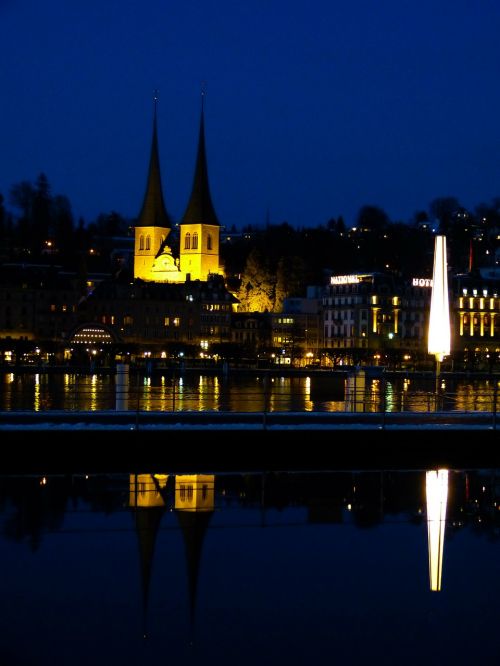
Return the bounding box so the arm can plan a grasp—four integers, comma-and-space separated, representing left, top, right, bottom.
1, 469, 499, 665
1, 370, 499, 412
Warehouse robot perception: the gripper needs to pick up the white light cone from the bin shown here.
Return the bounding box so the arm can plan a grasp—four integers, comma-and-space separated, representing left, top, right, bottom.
428, 235, 450, 361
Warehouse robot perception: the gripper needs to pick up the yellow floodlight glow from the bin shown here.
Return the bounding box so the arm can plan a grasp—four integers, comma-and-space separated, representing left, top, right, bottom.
428, 235, 450, 361
426, 469, 449, 592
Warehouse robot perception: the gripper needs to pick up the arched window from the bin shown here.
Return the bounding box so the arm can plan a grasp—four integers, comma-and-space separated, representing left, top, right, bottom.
192, 232, 198, 249
184, 232, 191, 249
145, 235, 151, 251
139, 235, 144, 250
207, 233, 212, 250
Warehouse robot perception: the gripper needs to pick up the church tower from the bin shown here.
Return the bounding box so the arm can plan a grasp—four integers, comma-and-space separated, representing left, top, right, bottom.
179, 94, 221, 281
134, 95, 172, 281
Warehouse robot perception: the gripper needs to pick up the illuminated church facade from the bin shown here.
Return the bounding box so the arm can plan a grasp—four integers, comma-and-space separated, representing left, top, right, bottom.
134, 95, 222, 284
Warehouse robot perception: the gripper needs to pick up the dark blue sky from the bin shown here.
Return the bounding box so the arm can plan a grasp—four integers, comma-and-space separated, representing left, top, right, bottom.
1, 0, 500, 230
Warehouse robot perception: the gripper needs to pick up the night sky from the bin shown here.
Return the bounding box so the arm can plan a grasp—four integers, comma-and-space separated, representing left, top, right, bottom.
1, 0, 500, 230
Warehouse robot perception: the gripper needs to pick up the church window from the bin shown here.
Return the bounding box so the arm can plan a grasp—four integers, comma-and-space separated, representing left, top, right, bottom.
192, 232, 198, 249
145, 235, 151, 251
185, 233, 191, 249
139, 235, 144, 250
207, 234, 212, 250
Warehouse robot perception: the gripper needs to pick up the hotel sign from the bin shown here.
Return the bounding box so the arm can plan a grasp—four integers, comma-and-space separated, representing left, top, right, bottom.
412, 278, 433, 287
330, 275, 361, 285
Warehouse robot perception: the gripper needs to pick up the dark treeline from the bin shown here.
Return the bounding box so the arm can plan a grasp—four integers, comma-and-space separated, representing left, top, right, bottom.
0, 173, 132, 273
1, 174, 499, 302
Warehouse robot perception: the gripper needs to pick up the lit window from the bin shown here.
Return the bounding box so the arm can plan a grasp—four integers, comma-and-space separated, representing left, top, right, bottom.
145, 235, 151, 251
207, 234, 212, 250
184, 233, 191, 249
139, 235, 144, 250
192, 232, 198, 249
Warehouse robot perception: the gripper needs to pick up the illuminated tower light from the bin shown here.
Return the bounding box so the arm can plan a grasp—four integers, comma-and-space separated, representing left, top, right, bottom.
428, 235, 451, 362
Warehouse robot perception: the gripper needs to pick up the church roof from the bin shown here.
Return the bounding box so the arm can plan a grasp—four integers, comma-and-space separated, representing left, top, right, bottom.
136, 97, 172, 229
181, 96, 220, 227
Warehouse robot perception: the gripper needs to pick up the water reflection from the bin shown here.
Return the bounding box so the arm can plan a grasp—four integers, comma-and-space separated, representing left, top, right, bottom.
2, 371, 498, 414
1, 469, 500, 663
426, 469, 449, 591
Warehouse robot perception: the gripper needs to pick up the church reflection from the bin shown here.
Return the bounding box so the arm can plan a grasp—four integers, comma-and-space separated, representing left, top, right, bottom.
129, 473, 215, 636
4, 465, 500, 653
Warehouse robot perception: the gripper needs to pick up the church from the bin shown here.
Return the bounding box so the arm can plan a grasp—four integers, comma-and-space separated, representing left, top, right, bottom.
134, 94, 222, 284
65, 95, 236, 360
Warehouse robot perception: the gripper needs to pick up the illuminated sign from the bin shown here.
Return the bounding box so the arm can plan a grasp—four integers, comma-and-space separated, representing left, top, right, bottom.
412, 277, 433, 287
330, 275, 361, 285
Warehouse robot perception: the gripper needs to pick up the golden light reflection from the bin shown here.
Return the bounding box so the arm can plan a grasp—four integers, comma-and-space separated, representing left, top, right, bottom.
34, 373, 41, 412
304, 376, 313, 411
213, 376, 220, 409
426, 469, 449, 592
90, 374, 98, 411
175, 475, 215, 512
198, 375, 207, 411
129, 474, 168, 508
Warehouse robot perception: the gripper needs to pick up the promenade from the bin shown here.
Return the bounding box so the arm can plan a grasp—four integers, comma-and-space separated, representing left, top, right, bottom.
1, 409, 498, 474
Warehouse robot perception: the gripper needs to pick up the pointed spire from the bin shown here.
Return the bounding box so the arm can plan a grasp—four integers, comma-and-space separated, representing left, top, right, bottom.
176, 509, 213, 641
181, 90, 220, 227
136, 91, 172, 228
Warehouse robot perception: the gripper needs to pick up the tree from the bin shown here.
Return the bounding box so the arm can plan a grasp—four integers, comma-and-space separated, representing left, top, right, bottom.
52, 195, 74, 253
428, 197, 461, 234
32, 173, 52, 253
355, 205, 389, 233
237, 247, 275, 312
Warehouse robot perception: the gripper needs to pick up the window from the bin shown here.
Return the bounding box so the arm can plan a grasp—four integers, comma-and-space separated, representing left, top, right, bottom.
180, 484, 194, 501
145, 235, 151, 251
184, 233, 191, 249
139, 235, 144, 250
207, 234, 212, 250
192, 232, 198, 249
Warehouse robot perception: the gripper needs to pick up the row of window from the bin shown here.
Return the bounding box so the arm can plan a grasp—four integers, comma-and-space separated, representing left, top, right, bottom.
184, 232, 213, 250
138, 232, 214, 251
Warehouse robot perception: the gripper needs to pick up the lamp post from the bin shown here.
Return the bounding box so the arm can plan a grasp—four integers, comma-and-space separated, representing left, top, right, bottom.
428, 235, 450, 408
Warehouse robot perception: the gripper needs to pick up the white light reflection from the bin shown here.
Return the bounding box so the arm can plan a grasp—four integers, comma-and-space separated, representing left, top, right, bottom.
426, 469, 449, 592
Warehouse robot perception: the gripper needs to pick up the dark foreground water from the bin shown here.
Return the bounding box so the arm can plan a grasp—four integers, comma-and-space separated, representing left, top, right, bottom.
1, 469, 499, 665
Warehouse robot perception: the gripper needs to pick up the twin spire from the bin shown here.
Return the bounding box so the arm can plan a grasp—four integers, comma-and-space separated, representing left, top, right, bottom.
136, 93, 171, 229
136, 91, 219, 229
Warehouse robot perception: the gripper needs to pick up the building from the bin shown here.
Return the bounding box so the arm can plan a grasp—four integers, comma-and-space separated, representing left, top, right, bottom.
133, 94, 222, 283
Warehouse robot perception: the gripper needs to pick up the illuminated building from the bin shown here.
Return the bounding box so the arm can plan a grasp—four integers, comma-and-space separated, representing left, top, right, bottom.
71, 273, 237, 358
452, 268, 500, 367
322, 272, 431, 365
134, 94, 222, 283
